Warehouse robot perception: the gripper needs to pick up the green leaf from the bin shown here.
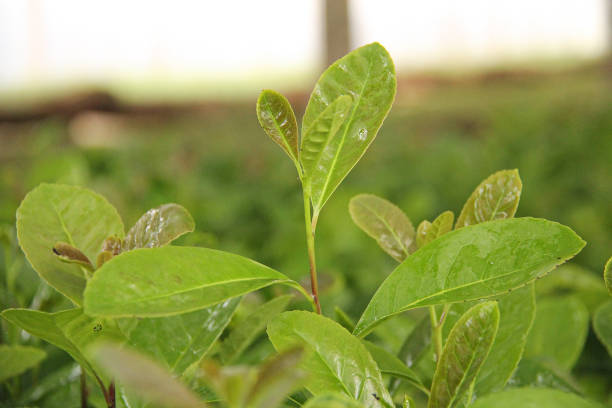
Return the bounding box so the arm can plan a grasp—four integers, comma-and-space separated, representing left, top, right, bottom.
443, 285, 536, 398
455, 170, 522, 229
524, 296, 589, 370
267, 311, 393, 408
354, 218, 584, 337
593, 300, 612, 358
0, 345, 46, 382
416, 211, 454, 249
334, 306, 356, 332
219, 295, 292, 364
119, 297, 240, 374
301, 42, 396, 213
302, 393, 366, 408
397, 315, 431, 369
349, 194, 415, 262
16, 183, 124, 304
362, 340, 425, 392
1, 308, 123, 385
469, 388, 603, 408
256, 90, 300, 166
84, 246, 309, 317
508, 358, 582, 394
91, 343, 205, 408
301, 95, 353, 187
604, 256, 612, 295
123, 203, 195, 251
428, 301, 499, 408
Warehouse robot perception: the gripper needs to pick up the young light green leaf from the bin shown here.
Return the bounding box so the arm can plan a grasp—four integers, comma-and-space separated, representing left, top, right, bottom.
301, 42, 396, 213
1, 308, 123, 385
604, 256, 612, 295
91, 343, 205, 408
469, 387, 603, 408
455, 169, 522, 229
301, 95, 352, 187
354, 218, 584, 337
428, 301, 500, 408
524, 296, 589, 370
119, 297, 240, 374
52, 242, 94, 271
267, 311, 393, 408
362, 340, 425, 393
16, 183, 124, 304
0, 345, 46, 382
219, 295, 292, 364
442, 285, 536, 398
302, 393, 366, 408
349, 194, 415, 262
416, 211, 454, 249
256, 90, 300, 166
593, 300, 612, 358
508, 358, 582, 394
123, 203, 195, 251
84, 246, 310, 317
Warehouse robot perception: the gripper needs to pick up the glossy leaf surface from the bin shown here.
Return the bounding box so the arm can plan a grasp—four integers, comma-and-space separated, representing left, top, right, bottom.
302, 394, 366, 408
0, 345, 46, 382
428, 302, 499, 408
119, 297, 240, 374
362, 340, 424, 390
354, 218, 584, 337
16, 183, 124, 304
455, 170, 521, 229
508, 358, 581, 394
443, 285, 535, 398
267, 311, 393, 408
301, 42, 396, 212
605, 256, 612, 295
524, 296, 589, 370
256, 90, 300, 165
123, 203, 195, 250
219, 295, 292, 364
91, 343, 204, 408
593, 300, 612, 358
416, 211, 454, 249
84, 246, 305, 317
349, 194, 415, 261
397, 315, 431, 369
469, 387, 603, 408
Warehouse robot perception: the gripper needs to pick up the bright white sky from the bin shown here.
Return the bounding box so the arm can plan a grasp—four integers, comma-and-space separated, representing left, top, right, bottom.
0, 0, 608, 93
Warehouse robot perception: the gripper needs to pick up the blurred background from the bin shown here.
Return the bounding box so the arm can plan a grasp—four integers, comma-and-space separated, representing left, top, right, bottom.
1, 0, 612, 404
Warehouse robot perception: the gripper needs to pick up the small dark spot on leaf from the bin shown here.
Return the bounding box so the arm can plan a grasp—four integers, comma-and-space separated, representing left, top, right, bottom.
372, 393, 380, 401
93, 323, 102, 333
52, 247, 60, 255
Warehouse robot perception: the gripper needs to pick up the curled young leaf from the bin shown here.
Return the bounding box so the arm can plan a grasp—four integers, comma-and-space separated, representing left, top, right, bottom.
604, 256, 612, 295
256, 89, 300, 168
123, 203, 195, 251
455, 169, 522, 229
416, 211, 454, 249
52, 242, 94, 271
428, 301, 500, 408
349, 194, 415, 262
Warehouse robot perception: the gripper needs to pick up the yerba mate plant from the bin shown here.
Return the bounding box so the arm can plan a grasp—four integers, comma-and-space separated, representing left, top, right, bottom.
2, 43, 611, 408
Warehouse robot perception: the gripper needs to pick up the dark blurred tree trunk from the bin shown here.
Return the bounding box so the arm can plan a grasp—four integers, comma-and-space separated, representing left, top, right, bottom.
324, 0, 351, 66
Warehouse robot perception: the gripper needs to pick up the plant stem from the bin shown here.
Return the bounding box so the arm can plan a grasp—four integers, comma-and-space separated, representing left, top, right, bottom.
429, 306, 442, 362
80, 369, 88, 408
107, 382, 115, 408
302, 190, 321, 314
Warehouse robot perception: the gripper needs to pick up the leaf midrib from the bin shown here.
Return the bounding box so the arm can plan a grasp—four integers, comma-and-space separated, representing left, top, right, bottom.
357, 201, 410, 259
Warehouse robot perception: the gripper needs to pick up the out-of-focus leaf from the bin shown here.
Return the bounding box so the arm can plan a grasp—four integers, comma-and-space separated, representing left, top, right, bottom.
428, 302, 499, 408
354, 218, 584, 337
469, 387, 603, 408
593, 300, 612, 358
256, 90, 300, 166
52, 242, 94, 271
349, 194, 415, 261
443, 285, 535, 398
334, 306, 356, 332
604, 256, 612, 295
416, 211, 454, 249
119, 297, 240, 374
397, 315, 431, 369
91, 343, 205, 408
301, 42, 396, 213
455, 170, 521, 229
0, 345, 46, 382
524, 296, 589, 370
16, 183, 124, 304
267, 311, 393, 407
302, 393, 366, 408
362, 340, 424, 391
123, 203, 195, 251
508, 358, 582, 394
84, 246, 310, 317
219, 295, 292, 364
